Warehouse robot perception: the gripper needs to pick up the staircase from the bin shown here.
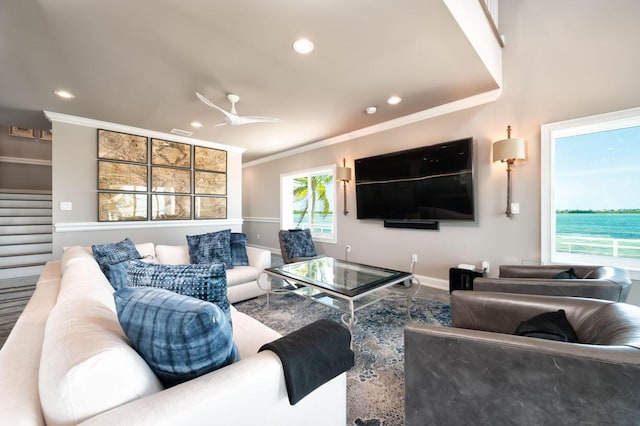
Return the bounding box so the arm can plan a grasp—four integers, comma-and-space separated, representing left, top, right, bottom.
0, 192, 53, 279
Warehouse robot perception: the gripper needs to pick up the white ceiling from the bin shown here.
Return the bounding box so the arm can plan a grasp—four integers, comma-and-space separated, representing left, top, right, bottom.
0, 0, 500, 162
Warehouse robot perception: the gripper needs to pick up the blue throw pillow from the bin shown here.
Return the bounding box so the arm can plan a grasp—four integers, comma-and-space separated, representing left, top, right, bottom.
127, 260, 231, 323
282, 229, 317, 259
103, 260, 131, 290
230, 233, 249, 266
92, 238, 141, 271
186, 229, 234, 269
114, 286, 239, 387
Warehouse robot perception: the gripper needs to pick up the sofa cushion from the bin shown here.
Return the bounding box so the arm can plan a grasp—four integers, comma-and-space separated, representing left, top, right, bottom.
127, 260, 231, 322
114, 286, 239, 387
92, 238, 142, 271
227, 266, 259, 287
186, 229, 234, 269
230, 233, 249, 266
135, 242, 158, 262
155, 244, 190, 265
39, 298, 163, 426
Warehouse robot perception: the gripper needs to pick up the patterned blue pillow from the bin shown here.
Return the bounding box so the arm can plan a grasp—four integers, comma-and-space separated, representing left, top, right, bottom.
92, 238, 141, 271
186, 229, 234, 269
103, 260, 131, 290
230, 233, 249, 266
114, 286, 239, 387
127, 260, 231, 323
282, 229, 317, 259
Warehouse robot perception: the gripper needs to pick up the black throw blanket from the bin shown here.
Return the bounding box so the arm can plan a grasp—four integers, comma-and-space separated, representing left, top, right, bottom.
259, 319, 355, 405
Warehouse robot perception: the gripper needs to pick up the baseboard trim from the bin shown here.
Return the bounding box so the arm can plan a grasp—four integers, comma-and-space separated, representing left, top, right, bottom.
413, 274, 449, 291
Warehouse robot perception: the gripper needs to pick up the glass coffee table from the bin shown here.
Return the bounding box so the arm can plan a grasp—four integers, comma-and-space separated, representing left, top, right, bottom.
260, 257, 415, 335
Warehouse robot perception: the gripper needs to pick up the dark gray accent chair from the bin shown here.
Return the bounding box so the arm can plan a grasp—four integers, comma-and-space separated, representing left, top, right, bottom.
473, 264, 631, 302
277, 229, 324, 264
404, 291, 640, 426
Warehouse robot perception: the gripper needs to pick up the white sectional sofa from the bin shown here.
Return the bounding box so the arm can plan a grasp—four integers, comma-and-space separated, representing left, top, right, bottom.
0, 243, 346, 425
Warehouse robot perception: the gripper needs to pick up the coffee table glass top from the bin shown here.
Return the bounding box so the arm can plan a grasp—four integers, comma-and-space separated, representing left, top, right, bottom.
265, 257, 412, 297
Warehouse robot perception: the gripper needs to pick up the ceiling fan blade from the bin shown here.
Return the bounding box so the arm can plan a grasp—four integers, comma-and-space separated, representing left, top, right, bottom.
196, 92, 235, 120
233, 115, 282, 125
197, 91, 280, 126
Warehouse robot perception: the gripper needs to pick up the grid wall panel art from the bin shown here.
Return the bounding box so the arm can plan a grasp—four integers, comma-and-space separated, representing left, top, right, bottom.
96, 129, 227, 222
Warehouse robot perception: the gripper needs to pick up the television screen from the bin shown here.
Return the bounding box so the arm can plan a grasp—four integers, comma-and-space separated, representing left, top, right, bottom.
355, 138, 475, 221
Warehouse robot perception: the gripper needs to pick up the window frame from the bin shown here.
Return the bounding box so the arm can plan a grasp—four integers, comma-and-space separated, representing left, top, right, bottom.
280, 164, 337, 244
541, 106, 640, 279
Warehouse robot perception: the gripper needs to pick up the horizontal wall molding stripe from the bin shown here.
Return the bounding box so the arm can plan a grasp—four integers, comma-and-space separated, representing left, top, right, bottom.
243, 216, 280, 223
243, 88, 502, 168
0, 156, 52, 166
55, 218, 243, 233
44, 111, 245, 154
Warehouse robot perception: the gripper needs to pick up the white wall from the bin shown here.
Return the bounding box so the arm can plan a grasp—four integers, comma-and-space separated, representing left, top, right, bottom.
50, 119, 244, 258
242, 0, 640, 303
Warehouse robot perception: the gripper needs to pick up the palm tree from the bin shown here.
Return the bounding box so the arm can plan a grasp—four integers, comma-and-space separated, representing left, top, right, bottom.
292, 174, 332, 228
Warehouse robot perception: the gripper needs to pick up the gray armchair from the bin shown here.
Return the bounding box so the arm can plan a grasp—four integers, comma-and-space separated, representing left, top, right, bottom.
473, 264, 631, 302
405, 291, 640, 426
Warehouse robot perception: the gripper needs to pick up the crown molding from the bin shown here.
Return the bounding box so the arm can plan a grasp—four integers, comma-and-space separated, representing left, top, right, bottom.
243, 88, 502, 168
43, 111, 245, 154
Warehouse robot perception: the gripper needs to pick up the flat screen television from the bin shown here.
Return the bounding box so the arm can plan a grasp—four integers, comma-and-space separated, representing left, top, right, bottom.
355, 137, 475, 223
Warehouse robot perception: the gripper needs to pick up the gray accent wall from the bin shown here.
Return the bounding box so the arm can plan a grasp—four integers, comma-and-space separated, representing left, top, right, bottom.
242, 0, 640, 305
50, 121, 243, 258
0, 125, 51, 191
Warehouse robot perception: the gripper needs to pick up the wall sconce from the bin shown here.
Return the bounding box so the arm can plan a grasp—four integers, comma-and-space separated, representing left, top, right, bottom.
493, 125, 526, 218
336, 158, 352, 215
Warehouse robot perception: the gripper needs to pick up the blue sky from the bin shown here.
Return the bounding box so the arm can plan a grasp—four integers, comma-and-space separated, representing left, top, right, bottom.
555, 126, 640, 210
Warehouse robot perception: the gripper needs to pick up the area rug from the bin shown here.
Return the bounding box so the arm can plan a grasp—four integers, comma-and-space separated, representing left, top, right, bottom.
234, 286, 451, 425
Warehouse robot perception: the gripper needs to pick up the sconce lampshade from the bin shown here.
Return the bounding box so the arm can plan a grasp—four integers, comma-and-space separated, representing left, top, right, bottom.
336, 166, 352, 182
492, 137, 526, 162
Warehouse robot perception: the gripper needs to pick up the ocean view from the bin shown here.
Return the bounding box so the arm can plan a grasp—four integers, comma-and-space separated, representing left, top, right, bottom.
556, 213, 640, 240
556, 213, 640, 258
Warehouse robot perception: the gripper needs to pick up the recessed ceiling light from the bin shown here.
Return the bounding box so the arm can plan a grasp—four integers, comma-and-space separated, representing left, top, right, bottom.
292, 38, 314, 54
365, 106, 377, 115
387, 96, 402, 105
190, 121, 203, 128
54, 89, 75, 99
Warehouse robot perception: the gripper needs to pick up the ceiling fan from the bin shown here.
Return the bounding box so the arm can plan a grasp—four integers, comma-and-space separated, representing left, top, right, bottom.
196, 92, 281, 126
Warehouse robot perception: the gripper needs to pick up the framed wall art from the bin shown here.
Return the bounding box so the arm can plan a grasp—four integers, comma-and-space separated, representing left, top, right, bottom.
39, 130, 53, 141
97, 130, 227, 222
98, 161, 148, 192
151, 139, 191, 168
98, 129, 148, 164
194, 196, 227, 219
151, 194, 191, 220
194, 171, 226, 195
9, 126, 35, 139
194, 146, 227, 172
151, 167, 191, 194
98, 193, 148, 222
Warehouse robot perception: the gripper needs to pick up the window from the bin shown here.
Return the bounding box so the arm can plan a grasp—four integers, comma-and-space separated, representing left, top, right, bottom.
542, 107, 640, 277
281, 165, 337, 243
